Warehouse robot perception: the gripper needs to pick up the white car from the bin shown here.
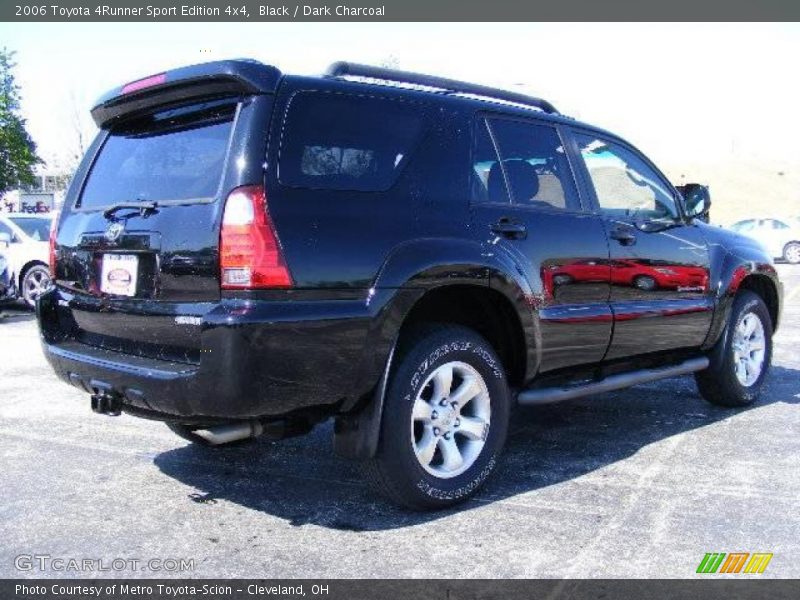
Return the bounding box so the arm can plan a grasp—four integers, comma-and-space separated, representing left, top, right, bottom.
0, 213, 53, 307
729, 217, 800, 264
0, 250, 15, 301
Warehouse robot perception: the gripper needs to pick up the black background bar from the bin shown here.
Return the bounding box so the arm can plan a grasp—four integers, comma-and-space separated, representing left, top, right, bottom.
4, 579, 800, 600
3, 0, 800, 22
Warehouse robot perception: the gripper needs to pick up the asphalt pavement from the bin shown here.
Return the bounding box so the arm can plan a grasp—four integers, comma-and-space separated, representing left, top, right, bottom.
1, 265, 798, 578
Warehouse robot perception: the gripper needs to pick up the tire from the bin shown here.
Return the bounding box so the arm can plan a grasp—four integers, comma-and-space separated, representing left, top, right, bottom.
695, 290, 772, 407
362, 324, 510, 510
553, 274, 573, 287
633, 275, 657, 291
21, 264, 51, 309
783, 242, 800, 264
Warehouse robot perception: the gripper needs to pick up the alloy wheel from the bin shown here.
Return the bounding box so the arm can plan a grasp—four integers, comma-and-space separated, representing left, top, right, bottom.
410, 361, 491, 479
784, 243, 800, 264
732, 311, 766, 387
23, 266, 51, 307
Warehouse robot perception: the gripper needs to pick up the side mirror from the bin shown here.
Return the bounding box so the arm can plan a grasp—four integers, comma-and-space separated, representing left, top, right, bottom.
0, 232, 10, 247
677, 183, 711, 223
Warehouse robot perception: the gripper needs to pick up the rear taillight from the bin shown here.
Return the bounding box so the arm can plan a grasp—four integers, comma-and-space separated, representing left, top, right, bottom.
220, 185, 292, 289
48, 216, 57, 278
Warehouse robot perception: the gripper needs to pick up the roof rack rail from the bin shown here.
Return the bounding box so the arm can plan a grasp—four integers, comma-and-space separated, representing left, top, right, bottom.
326, 62, 559, 115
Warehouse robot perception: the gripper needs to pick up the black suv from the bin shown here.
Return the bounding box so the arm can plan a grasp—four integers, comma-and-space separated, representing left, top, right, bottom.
39, 60, 782, 509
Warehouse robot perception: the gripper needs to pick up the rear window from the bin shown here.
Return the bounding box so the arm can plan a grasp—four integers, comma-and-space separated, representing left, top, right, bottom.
279, 92, 425, 192
78, 100, 236, 209
9, 216, 52, 241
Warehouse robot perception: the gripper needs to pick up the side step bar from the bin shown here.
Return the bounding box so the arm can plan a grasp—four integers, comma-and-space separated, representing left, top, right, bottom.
517, 357, 709, 406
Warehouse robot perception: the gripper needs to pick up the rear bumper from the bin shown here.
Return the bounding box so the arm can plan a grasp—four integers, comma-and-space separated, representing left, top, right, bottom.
37, 287, 373, 421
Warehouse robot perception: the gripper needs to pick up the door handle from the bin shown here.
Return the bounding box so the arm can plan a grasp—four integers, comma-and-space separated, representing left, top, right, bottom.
491, 218, 527, 240
610, 227, 637, 246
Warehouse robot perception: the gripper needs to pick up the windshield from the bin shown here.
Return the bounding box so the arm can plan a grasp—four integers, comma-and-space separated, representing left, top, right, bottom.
78, 99, 237, 209
9, 216, 52, 241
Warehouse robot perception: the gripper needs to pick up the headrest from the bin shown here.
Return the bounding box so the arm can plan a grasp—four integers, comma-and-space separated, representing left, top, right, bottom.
487, 159, 540, 203
488, 162, 508, 203
503, 159, 539, 202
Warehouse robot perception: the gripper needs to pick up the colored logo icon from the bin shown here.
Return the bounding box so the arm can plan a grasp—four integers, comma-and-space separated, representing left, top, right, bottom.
697, 552, 773, 574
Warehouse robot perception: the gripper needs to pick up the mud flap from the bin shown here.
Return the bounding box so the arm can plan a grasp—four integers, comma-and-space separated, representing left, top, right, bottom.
332, 345, 395, 459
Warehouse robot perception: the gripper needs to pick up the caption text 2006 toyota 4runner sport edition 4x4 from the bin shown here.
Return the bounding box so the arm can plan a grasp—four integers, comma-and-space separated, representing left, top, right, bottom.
38, 60, 783, 509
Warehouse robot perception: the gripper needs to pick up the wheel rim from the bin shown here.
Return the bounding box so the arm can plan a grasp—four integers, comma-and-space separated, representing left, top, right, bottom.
410, 361, 491, 479
635, 276, 655, 291
24, 267, 51, 304
786, 244, 800, 263
732, 311, 766, 387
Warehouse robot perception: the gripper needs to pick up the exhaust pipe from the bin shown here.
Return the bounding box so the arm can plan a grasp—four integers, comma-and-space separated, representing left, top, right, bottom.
193, 421, 265, 445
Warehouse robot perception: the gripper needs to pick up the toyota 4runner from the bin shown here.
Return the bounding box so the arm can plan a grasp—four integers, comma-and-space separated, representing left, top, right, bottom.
38, 60, 783, 509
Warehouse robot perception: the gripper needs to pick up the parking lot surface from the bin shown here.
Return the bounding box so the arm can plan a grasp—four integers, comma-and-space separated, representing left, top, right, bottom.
1, 265, 798, 578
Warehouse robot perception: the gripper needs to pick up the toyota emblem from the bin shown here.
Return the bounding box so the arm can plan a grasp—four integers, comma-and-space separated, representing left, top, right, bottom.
104, 221, 125, 243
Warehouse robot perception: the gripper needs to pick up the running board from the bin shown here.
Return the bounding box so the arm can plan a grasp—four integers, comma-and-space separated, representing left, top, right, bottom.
517, 357, 709, 406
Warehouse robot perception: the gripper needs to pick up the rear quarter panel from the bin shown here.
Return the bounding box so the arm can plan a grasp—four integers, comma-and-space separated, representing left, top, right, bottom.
264, 77, 469, 290
263, 80, 496, 408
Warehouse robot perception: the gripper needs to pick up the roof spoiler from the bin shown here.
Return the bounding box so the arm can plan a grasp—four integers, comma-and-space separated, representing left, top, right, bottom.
91, 59, 282, 128
326, 61, 559, 115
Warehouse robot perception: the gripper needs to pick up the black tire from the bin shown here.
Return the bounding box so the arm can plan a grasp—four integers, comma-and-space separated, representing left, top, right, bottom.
695, 290, 773, 407
553, 274, 573, 287
362, 324, 510, 510
783, 242, 800, 264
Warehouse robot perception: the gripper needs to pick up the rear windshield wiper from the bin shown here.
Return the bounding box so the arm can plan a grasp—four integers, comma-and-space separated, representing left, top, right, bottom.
103, 201, 159, 219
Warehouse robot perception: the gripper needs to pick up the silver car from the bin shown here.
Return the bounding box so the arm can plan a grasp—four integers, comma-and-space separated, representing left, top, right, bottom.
0, 213, 53, 307
0, 251, 15, 301
729, 217, 800, 264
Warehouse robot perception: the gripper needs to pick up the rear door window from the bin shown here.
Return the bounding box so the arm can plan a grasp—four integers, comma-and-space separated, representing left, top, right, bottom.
8, 216, 52, 241
78, 100, 237, 209
471, 118, 510, 204
485, 117, 580, 211
766, 219, 790, 230
279, 92, 425, 192
0, 221, 13, 241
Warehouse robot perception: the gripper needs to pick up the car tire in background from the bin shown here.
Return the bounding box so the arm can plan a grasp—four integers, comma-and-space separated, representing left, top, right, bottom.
633, 275, 657, 291
783, 242, 800, 264
695, 290, 773, 407
20, 263, 51, 309
363, 324, 510, 510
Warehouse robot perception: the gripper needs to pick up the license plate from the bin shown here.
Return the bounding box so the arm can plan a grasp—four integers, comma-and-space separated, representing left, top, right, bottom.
100, 254, 139, 297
